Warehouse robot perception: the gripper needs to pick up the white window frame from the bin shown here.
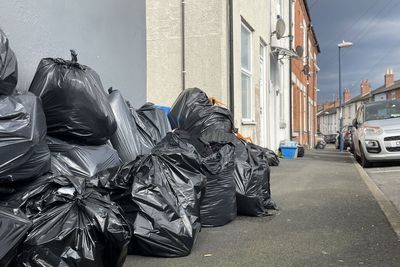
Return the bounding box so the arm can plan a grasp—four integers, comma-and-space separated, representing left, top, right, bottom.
279, 61, 285, 123
241, 22, 253, 121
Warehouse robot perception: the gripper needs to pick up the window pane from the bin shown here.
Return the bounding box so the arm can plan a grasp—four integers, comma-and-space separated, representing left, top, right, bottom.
241, 73, 251, 119
241, 25, 251, 71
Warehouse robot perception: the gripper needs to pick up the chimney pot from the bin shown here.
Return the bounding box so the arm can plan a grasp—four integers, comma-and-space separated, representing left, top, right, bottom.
385, 68, 394, 88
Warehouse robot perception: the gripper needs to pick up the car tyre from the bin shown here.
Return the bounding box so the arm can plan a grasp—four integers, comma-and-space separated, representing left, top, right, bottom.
359, 145, 371, 168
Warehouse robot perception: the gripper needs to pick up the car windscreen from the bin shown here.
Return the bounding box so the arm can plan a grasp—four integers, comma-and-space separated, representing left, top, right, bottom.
365, 100, 400, 121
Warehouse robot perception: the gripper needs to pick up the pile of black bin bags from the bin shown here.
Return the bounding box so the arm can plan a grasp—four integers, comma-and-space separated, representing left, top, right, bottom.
0, 27, 280, 265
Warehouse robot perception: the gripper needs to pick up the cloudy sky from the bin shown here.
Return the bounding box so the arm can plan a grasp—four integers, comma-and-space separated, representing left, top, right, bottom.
309, 0, 400, 102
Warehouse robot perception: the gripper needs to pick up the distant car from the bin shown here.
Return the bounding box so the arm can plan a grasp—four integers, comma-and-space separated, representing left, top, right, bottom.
324, 134, 337, 144
336, 125, 354, 150
352, 99, 400, 167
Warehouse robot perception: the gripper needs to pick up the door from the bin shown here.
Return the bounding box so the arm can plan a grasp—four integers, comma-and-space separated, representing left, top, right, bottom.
259, 43, 267, 147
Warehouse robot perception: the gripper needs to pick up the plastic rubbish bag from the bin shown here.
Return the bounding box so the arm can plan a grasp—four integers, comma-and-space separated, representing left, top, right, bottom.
0, 207, 31, 267
91, 133, 206, 257
198, 142, 236, 227
248, 143, 280, 167
168, 88, 234, 135
174, 130, 237, 227
16, 175, 131, 267
0, 29, 18, 95
0, 93, 51, 186
29, 50, 116, 145
137, 102, 172, 143
108, 89, 153, 162
47, 137, 121, 178
202, 131, 273, 216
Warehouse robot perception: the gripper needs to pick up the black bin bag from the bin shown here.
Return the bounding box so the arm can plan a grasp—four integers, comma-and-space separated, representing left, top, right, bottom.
0, 93, 51, 188
0, 207, 31, 267
16, 175, 132, 267
202, 131, 274, 216
137, 102, 172, 144
168, 88, 234, 135
175, 130, 237, 227
29, 50, 117, 145
108, 89, 153, 162
198, 142, 236, 227
0, 29, 18, 95
91, 132, 206, 257
248, 143, 280, 167
47, 136, 121, 178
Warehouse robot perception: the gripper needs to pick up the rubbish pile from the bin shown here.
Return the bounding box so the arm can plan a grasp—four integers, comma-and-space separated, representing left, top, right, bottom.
0, 29, 279, 266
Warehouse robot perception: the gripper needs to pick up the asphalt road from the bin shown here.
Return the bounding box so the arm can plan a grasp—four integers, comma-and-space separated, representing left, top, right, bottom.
124, 149, 400, 267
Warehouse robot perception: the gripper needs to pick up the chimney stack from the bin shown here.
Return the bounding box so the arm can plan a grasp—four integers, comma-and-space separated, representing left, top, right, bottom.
343, 88, 352, 103
384, 68, 394, 88
360, 80, 372, 96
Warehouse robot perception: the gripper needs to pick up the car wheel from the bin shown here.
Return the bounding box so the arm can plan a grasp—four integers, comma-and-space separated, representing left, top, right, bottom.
360, 145, 371, 168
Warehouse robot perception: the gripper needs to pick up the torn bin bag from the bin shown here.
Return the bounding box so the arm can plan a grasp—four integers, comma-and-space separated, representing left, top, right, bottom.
29, 50, 116, 145
0, 29, 18, 95
168, 88, 234, 135
0, 93, 51, 185
47, 137, 121, 178
17, 175, 132, 267
0, 207, 31, 267
199, 143, 236, 227
108, 89, 153, 162
137, 102, 172, 143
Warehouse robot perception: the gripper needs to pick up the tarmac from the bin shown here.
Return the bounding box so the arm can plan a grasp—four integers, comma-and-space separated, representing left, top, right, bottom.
124, 148, 400, 267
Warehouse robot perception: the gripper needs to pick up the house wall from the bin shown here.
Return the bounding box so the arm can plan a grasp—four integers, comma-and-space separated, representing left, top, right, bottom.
291, 0, 319, 148
146, 0, 228, 106
268, 0, 291, 150
319, 112, 338, 135
147, 0, 279, 149
0, 0, 147, 107
231, 0, 271, 146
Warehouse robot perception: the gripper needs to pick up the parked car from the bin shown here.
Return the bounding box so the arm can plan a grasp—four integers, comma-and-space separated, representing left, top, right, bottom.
352, 99, 400, 167
335, 125, 354, 150
324, 134, 337, 144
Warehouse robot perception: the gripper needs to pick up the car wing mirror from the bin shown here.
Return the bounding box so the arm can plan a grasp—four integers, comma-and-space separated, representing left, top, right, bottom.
352, 118, 358, 129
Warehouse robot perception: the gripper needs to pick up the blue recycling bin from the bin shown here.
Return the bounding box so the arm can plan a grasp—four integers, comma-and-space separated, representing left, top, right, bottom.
280, 146, 298, 159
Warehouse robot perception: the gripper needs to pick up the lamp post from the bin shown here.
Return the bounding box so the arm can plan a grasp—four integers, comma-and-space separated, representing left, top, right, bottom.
338, 40, 353, 152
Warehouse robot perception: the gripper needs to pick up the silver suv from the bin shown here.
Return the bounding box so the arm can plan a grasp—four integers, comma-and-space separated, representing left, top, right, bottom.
353, 99, 400, 167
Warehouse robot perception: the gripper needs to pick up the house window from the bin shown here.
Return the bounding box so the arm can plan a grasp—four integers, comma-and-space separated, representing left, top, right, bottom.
241, 23, 252, 120
391, 91, 396, 100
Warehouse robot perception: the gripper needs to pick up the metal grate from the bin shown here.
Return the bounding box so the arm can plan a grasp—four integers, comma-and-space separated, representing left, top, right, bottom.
384, 136, 400, 141
386, 147, 400, 152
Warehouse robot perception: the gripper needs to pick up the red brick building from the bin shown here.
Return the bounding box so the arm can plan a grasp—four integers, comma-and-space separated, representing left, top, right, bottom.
291, 0, 320, 147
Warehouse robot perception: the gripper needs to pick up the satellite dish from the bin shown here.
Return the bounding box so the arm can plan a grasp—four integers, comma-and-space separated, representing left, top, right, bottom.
275, 18, 286, 39
295, 46, 304, 58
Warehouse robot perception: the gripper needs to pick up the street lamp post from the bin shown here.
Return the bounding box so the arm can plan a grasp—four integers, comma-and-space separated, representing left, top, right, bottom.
338, 40, 353, 152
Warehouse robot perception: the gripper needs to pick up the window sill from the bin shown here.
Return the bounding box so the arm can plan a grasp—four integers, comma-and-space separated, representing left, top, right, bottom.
241, 120, 256, 125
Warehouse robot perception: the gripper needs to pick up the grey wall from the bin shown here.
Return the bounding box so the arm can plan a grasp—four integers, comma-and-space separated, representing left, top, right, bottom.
0, 0, 146, 107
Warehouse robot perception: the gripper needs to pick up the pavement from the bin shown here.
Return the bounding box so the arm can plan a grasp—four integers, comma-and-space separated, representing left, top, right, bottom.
124, 148, 400, 267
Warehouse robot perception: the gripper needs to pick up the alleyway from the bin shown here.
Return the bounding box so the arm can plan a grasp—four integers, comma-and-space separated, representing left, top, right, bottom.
124, 149, 400, 267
